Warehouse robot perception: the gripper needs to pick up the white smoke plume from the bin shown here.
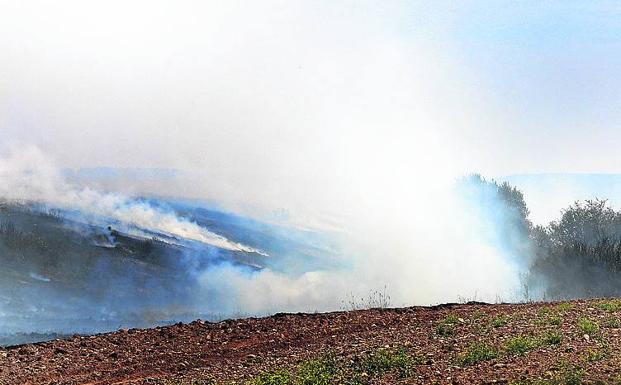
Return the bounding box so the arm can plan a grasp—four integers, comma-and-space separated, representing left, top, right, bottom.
0, 145, 263, 254
0, 144, 529, 320
0, 1, 542, 323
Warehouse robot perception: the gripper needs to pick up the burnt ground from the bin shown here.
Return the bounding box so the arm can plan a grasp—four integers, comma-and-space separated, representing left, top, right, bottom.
4, 299, 621, 384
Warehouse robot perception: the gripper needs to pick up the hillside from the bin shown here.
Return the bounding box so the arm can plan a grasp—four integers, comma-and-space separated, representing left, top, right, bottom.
4, 299, 621, 384
0, 200, 336, 344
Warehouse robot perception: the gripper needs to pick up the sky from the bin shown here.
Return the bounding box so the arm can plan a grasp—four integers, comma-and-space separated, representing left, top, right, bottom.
2, 1, 621, 224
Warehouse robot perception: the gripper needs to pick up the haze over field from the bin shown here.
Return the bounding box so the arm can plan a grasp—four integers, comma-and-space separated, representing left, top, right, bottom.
3, 1, 621, 339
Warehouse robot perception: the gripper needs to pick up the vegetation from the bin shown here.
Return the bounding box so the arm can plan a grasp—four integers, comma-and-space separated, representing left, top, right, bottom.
352, 348, 417, 379
603, 317, 620, 328
435, 314, 459, 336
239, 348, 420, 385
505, 335, 538, 356
598, 299, 621, 312
343, 286, 392, 310
492, 315, 509, 328
578, 318, 599, 336
457, 342, 498, 366
541, 331, 562, 345
501, 330, 562, 357
465, 175, 621, 300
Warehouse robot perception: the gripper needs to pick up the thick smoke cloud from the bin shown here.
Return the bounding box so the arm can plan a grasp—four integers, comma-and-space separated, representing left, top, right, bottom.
0, 2, 566, 335
0, 146, 529, 326
0, 1, 503, 228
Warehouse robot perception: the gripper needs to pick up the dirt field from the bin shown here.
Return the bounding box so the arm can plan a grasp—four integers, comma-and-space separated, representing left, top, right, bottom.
3, 299, 621, 384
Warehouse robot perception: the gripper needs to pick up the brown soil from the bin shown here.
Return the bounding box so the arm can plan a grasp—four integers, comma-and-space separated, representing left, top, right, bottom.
3, 299, 621, 384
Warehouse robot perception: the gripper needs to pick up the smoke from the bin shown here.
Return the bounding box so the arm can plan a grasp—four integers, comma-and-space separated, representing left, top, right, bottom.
0, 145, 264, 254
0, 144, 532, 333
0, 1, 550, 334
196, 173, 530, 313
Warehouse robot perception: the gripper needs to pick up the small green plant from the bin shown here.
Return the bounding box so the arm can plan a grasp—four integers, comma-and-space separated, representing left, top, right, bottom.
295, 355, 339, 385
597, 299, 621, 313
583, 348, 605, 362
555, 303, 574, 312
492, 315, 508, 328
558, 363, 584, 385
508, 363, 583, 385
505, 335, 537, 356
250, 370, 291, 385
246, 355, 339, 385
436, 314, 459, 336
356, 348, 415, 379
540, 331, 562, 346
548, 315, 562, 326
578, 318, 599, 336
604, 317, 621, 328
470, 310, 485, 320
538, 306, 552, 317
457, 342, 498, 366
504, 331, 561, 357
435, 323, 454, 336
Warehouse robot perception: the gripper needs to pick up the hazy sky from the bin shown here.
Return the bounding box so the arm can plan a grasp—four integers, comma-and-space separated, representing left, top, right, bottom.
2, 1, 621, 220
